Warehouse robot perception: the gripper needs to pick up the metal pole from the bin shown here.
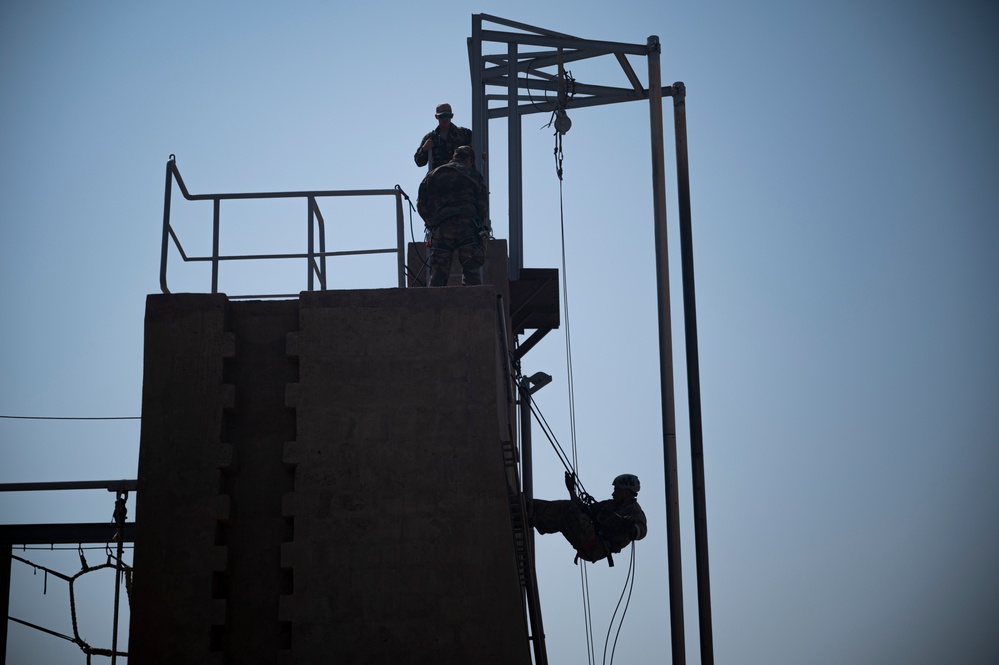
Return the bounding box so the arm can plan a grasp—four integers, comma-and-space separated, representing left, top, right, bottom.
508, 40, 523, 280
110, 490, 128, 665
308, 197, 315, 291
1, 544, 10, 665
470, 17, 487, 186
160, 157, 175, 294
519, 379, 534, 522
212, 197, 221, 294
648, 34, 686, 665
395, 190, 406, 288
517, 377, 548, 665
319, 205, 328, 290
673, 81, 714, 665
0, 480, 138, 493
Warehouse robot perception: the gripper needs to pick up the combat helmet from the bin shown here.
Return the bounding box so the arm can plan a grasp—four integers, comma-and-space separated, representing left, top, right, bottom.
612, 473, 641, 494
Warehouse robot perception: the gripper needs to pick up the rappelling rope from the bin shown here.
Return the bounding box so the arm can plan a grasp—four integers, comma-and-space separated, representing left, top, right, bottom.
551, 124, 600, 665
519, 349, 641, 665
396, 184, 431, 287
603, 542, 638, 665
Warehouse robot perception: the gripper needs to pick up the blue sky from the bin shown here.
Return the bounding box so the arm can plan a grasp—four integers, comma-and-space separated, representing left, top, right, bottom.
2, 1, 997, 663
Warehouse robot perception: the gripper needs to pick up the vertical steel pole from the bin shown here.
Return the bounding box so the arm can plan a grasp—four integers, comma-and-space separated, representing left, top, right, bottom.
308, 197, 315, 292
212, 198, 221, 294
1, 544, 10, 665
519, 380, 534, 506
673, 81, 714, 665
318, 206, 327, 291
508, 40, 523, 280
111, 490, 127, 665
160, 157, 175, 294
648, 34, 686, 665
395, 191, 406, 288
470, 17, 487, 185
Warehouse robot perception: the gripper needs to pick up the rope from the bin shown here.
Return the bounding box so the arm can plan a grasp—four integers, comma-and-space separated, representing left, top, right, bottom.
397, 182, 431, 286
551, 123, 599, 665
603, 543, 638, 665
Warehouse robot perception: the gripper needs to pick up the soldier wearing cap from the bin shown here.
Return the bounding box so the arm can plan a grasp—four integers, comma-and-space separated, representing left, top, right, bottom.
417, 145, 490, 286
528, 472, 648, 563
414, 103, 473, 170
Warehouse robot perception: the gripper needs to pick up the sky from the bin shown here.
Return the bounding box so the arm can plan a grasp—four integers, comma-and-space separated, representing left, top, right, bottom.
2, 1, 997, 664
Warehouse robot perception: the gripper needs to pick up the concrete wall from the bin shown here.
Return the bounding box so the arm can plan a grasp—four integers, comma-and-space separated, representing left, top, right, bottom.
129, 279, 530, 664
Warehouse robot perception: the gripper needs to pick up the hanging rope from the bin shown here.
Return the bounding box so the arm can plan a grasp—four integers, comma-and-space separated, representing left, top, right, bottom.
603, 543, 638, 665
548, 102, 601, 665
395, 183, 431, 287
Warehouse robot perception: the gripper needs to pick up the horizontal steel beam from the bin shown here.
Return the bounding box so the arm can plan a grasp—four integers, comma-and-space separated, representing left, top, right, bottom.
480, 29, 649, 56
0, 479, 137, 493
0, 522, 136, 545
487, 89, 670, 118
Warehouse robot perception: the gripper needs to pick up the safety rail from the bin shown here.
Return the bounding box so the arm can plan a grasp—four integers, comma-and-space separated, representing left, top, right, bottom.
160, 155, 409, 298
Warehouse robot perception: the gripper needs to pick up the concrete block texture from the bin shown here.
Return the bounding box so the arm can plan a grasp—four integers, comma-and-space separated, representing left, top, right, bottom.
286, 287, 530, 664
130, 293, 234, 662
130, 288, 531, 664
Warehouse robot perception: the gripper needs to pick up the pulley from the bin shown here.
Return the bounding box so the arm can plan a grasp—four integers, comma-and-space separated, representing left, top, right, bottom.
554, 108, 572, 135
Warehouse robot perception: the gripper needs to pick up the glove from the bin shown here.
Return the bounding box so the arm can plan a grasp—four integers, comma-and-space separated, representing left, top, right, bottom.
564, 471, 576, 494
479, 226, 492, 239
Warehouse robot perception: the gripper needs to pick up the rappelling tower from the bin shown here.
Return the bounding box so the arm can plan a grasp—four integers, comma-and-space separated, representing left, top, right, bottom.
2, 14, 709, 665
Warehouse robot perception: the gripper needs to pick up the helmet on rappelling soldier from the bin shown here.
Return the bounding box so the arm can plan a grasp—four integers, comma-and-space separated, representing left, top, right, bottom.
452, 145, 475, 163
612, 473, 641, 495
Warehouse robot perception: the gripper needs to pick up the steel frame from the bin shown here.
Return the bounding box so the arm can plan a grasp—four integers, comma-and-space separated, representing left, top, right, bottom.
469, 14, 712, 665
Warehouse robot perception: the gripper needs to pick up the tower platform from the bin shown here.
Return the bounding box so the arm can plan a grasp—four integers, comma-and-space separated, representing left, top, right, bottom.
129, 274, 534, 663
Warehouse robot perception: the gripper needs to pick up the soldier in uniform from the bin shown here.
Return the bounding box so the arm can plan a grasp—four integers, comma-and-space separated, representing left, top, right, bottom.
417, 145, 490, 286
528, 473, 648, 564
414, 103, 473, 171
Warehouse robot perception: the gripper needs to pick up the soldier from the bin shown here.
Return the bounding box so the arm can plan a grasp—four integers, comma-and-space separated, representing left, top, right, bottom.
528, 472, 647, 564
417, 145, 490, 287
414, 103, 473, 171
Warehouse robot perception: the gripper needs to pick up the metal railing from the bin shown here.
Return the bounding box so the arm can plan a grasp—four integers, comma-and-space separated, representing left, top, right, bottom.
160, 155, 409, 298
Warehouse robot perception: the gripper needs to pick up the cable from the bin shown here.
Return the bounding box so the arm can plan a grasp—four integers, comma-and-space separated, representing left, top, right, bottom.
7, 615, 77, 643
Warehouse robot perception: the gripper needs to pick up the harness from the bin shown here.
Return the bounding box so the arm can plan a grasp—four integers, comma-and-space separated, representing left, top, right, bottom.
573, 496, 616, 567
427, 227, 483, 252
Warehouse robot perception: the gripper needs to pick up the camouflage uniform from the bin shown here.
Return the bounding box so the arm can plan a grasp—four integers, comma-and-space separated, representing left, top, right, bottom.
417, 159, 489, 286
414, 124, 473, 171
529, 496, 647, 563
